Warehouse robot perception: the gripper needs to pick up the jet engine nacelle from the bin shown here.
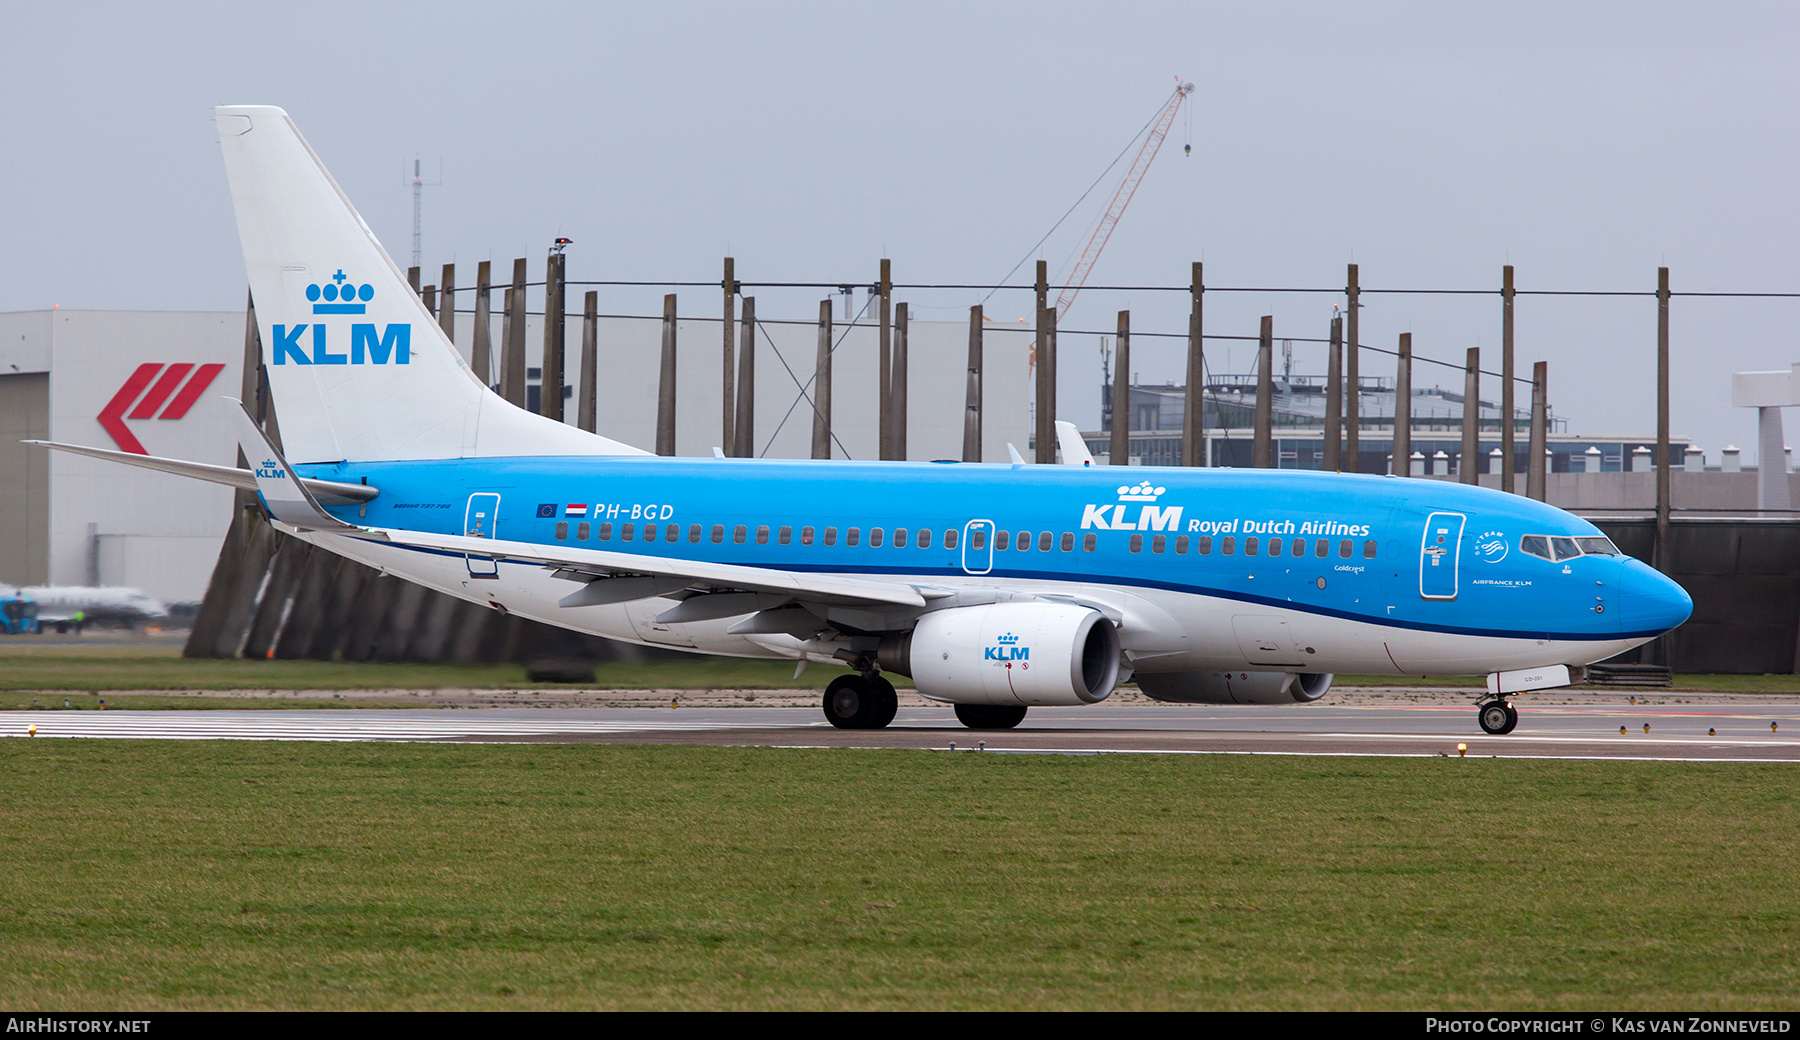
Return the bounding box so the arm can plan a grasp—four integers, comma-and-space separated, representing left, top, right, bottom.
1135, 670, 1334, 705
902, 602, 1122, 706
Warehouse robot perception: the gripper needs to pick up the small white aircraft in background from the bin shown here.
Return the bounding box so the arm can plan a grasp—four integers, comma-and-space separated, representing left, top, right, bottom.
0, 585, 170, 632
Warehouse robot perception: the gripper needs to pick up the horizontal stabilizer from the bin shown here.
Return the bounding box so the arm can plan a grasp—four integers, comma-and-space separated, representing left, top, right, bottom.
25, 440, 377, 505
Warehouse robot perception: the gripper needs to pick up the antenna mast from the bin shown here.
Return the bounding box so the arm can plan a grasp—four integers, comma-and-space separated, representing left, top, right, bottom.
406, 158, 442, 269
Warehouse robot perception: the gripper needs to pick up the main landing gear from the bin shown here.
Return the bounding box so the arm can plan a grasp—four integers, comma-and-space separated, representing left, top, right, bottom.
1477, 697, 1519, 735
823, 673, 898, 730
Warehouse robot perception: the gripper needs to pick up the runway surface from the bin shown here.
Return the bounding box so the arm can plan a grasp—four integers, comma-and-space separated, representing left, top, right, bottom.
5, 700, 1800, 762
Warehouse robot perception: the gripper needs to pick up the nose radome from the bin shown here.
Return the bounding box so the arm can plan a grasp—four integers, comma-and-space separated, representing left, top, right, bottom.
1620, 560, 1693, 636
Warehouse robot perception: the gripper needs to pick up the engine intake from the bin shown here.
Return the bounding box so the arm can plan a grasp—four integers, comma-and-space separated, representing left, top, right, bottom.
903, 602, 1121, 706
1135, 670, 1333, 705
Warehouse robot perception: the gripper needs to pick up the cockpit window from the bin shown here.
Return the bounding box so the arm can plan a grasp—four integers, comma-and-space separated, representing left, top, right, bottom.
1522, 533, 1612, 562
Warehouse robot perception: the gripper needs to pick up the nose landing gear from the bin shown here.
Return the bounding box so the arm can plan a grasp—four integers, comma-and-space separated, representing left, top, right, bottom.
1477, 698, 1519, 735
823, 673, 898, 729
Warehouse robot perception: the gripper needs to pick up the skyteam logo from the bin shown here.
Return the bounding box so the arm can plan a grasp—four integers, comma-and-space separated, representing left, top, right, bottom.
1474, 530, 1509, 563
272, 268, 409, 367
306, 269, 374, 314
984, 632, 1030, 662
255, 457, 285, 480
1080, 481, 1182, 532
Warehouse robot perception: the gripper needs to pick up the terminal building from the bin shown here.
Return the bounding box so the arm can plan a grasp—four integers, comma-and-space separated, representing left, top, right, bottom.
1086, 373, 1704, 478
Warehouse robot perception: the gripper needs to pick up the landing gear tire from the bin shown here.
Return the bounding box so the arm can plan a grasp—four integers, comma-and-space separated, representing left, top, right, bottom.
823, 674, 896, 730
1478, 700, 1518, 735
868, 676, 898, 728
954, 703, 1028, 730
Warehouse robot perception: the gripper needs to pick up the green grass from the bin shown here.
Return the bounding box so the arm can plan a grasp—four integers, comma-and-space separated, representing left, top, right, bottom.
1, 741, 1796, 1010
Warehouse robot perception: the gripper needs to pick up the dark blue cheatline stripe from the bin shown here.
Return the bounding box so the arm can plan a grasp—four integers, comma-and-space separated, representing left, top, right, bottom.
367, 537, 1654, 643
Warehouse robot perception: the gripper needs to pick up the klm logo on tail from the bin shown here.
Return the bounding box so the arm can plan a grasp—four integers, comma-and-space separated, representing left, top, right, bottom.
273, 270, 409, 365
255, 458, 285, 480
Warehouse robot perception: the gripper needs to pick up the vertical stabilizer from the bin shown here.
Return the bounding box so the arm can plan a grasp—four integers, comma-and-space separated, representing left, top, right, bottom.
214, 106, 647, 463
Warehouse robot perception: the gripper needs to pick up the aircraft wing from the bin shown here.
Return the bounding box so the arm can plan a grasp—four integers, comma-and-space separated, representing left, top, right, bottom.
358, 527, 930, 611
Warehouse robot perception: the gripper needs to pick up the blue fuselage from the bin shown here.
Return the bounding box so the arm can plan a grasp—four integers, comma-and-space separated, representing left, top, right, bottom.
297, 455, 1693, 649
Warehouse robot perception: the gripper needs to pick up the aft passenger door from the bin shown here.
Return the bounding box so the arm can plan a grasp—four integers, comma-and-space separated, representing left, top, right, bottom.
1419, 511, 1466, 600
464, 493, 501, 579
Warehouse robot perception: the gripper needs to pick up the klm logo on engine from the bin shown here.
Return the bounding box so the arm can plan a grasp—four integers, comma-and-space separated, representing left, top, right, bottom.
255, 458, 285, 480
984, 632, 1029, 662
1080, 482, 1182, 531
272, 270, 409, 366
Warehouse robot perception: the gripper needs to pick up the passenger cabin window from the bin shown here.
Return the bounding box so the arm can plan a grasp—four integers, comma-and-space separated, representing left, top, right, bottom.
621, 523, 635, 542
1061, 532, 1074, 552
967, 529, 983, 550
1083, 533, 1097, 552
1362, 539, 1377, 558
711, 525, 724, 544
893, 528, 907, 548
644, 524, 657, 542
688, 524, 701, 543
1152, 534, 1166, 554
944, 529, 958, 549
801, 526, 815, 546
756, 525, 770, 545
1175, 535, 1188, 554
778, 526, 792, 545
555, 521, 568, 540
996, 531, 1010, 551
869, 528, 883, 547
918, 529, 931, 549
597, 522, 613, 541
1339, 539, 1352, 558
824, 527, 837, 546
846, 528, 860, 546
1198, 535, 1212, 555
1221, 536, 1234, 555
733, 525, 747, 544
1245, 536, 1259, 556
1038, 532, 1053, 552
1268, 537, 1282, 556
577, 521, 590, 541
1129, 534, 1143, 553
1315, 538, 1328, 557
1014, 531, 1029, 553
666, 523, 679, 542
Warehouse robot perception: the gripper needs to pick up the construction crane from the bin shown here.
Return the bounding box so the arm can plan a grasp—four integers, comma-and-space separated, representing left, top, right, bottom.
1026, 80, 1194, 379
1054, 80, 1193, 325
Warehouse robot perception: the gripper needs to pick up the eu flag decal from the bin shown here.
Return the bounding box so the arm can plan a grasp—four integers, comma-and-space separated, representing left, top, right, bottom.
536, 503, 557, 518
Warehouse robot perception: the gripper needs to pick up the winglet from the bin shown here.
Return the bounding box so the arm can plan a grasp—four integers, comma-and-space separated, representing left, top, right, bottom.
1006, 443, 1027, 467
226, 398, 364, 533
1054, 421, 1095, 467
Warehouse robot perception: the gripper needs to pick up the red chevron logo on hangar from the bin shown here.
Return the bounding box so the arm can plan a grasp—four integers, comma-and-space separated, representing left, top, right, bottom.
97, 362, 226, 455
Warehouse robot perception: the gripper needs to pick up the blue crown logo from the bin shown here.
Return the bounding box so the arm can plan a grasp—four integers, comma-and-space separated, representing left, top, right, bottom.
306, 269, 373, 314
997, 632, 1019, 645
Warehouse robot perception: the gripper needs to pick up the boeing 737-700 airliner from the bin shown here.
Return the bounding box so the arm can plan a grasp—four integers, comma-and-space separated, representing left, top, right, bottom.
31, 106, 1693, 734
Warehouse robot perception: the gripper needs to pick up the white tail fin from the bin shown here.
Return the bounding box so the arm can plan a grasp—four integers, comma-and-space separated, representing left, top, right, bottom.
214, 106, 648, 464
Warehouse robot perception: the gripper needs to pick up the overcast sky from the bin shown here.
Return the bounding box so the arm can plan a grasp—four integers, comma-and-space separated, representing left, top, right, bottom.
5, 2, 1797, 458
